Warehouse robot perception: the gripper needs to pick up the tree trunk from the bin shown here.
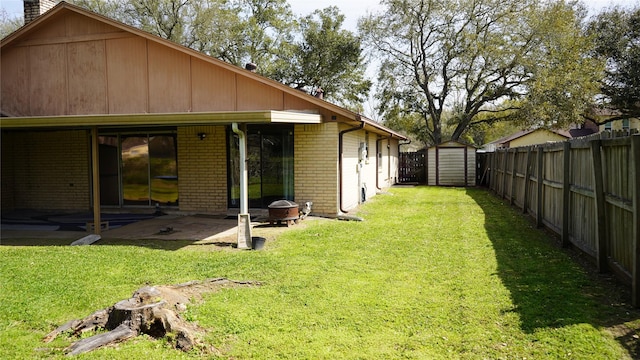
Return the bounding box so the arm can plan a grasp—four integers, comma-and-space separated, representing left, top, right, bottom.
43, 278, 258, 355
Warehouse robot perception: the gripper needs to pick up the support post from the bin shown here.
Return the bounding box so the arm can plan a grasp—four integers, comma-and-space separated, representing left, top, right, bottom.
91, 127, 101, 235
630, 135, 640, 306
590, 140, 608, 273
561, 142, 571, 248
501, 149, 508, 198
232, 123, 252, 250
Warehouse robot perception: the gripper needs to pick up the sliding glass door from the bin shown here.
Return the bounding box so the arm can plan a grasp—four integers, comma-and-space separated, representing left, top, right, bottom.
99, 132, 178, 207
228, 125, 294, 208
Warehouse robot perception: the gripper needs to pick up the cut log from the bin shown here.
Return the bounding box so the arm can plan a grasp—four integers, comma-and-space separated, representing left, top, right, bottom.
70, 234, 101, 246
43, 278, 259, 355
67, 324, 136, 356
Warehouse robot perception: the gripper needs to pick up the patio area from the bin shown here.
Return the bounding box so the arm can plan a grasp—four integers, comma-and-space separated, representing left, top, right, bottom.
0, 210, 317, 248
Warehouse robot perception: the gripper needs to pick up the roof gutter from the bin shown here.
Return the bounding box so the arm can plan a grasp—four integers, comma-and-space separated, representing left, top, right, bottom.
339, 120, 365, 214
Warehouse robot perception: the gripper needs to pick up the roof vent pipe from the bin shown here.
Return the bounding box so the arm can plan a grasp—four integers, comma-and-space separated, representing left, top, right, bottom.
245, 63, 257, 72
315, 88, 324, 100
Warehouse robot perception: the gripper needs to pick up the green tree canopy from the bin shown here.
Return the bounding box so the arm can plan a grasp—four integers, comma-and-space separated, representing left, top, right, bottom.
0, 8, 24, 38
71, 0, 295, 69
271, 6, 370, 110
587, 5, 640, 121
359, 0, 602, 146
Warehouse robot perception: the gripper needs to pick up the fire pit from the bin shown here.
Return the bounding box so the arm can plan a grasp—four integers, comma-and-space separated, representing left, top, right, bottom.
268, 200, 299, 226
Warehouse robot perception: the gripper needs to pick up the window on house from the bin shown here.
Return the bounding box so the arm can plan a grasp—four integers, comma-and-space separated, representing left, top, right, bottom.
622, 118, 630, 130
604, 122, 612, 130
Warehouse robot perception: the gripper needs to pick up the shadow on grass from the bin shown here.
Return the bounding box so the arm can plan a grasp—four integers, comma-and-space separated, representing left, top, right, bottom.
0, 213, 244, 251
466, 188, 640, 358
0, 237, 208, 251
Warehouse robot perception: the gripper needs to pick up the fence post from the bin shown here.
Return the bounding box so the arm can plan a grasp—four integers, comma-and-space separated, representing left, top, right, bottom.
523, 147, 532, 214
510, 148, 518, 206
590, 139, 608, 273
488, 152, 494, 191
630, 135, 640, 307
536, 146, 544, 228
561, 141, 571, 248
502, 149, 509, 199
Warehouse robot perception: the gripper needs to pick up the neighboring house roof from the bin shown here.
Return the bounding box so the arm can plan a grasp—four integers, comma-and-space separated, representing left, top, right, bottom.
0, 1, 406, 140
486, 128, 569, 148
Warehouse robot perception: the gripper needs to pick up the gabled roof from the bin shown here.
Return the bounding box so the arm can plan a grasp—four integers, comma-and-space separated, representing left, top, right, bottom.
0, 1, 406, 139
488, 128, 570, 146
428, 140, 477, 149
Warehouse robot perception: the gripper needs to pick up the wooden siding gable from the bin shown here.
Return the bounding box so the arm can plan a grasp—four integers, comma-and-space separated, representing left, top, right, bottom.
0, 4, 320, 119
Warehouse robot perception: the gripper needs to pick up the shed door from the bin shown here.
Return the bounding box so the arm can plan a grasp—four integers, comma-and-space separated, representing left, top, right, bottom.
429, 146, 474, 186
437, 148, 467, 186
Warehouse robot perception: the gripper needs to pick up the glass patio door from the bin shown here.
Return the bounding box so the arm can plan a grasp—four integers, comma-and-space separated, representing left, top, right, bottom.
99, 133, 178, 207
228, 125, 294, 208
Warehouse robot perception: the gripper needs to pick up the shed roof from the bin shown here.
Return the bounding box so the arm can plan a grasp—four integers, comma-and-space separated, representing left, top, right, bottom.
428, 140, 477, 149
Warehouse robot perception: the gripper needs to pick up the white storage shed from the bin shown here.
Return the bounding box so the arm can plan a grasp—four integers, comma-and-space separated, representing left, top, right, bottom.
426, 141, 476, 186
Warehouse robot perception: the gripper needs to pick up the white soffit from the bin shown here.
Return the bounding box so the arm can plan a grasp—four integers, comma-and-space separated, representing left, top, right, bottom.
0, 110, 322, 129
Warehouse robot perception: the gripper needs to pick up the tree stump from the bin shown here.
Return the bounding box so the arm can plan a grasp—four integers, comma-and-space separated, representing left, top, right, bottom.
43, 278, 259, 355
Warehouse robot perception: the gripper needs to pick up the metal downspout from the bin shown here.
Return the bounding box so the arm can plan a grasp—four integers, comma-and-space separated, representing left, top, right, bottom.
232, 122, 252, 249
339, 121, 365, 214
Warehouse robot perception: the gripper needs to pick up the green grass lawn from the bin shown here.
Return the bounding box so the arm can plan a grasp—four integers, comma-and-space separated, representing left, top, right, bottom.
1, 187, 638, 359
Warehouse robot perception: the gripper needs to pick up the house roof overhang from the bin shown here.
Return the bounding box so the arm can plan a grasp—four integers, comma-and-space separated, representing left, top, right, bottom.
0, 110, 322, 130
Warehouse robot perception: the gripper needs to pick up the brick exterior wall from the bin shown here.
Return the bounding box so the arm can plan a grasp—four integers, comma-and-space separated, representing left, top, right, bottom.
177, 125, 228, 213
1, 130, 90, 211
24, 0, 58, 24
0, 124, 401, 216
294, 123, 339, 216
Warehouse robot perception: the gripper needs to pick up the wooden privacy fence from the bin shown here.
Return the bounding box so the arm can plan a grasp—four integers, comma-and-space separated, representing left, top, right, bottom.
480, 134, 640, 306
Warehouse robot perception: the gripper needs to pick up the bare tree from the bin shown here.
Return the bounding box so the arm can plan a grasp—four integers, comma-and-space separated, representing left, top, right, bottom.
360, 0, 602, 145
